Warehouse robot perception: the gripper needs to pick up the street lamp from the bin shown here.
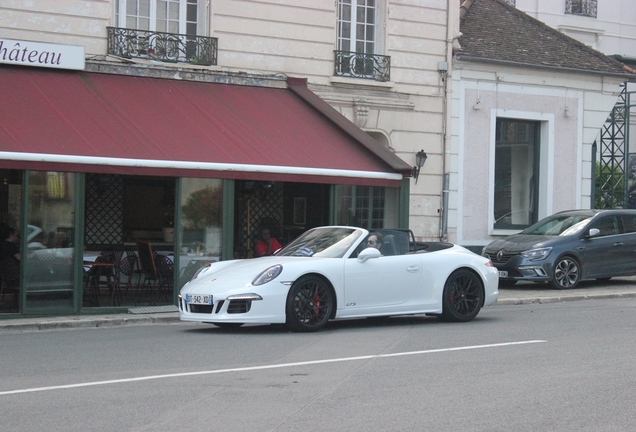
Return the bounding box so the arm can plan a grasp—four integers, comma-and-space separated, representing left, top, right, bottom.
413, 150, 428, 184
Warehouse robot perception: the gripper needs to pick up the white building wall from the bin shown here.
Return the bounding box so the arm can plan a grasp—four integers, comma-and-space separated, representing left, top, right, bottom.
515, 0, 636, 56
0, 0, 453, 240
0, 0, 111, 55
451, 62, 625, 247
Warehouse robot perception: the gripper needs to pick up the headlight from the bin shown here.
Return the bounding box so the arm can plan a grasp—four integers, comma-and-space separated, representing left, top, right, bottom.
521, 247, 552, 261
252, 265, 283, 286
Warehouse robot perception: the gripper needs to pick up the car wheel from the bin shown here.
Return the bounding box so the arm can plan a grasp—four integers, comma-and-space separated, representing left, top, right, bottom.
499, 279, 517, 287
439, 269, 484, 322
285, 275, 334, 332
551, 256, 580, 289
212, 323, 244, 329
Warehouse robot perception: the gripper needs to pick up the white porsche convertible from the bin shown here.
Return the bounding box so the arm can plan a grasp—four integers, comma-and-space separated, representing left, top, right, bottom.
179, 226, 499, 332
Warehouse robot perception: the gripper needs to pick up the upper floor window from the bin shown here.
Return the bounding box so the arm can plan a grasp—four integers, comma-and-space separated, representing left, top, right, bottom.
337, 0, 377, 54
565, 0, 597, 18
334, 0, 389, 82
116, 0, 203, 35
109, 0, 216, 65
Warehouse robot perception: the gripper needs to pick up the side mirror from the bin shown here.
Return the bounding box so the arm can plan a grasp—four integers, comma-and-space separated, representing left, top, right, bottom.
587, 228, 600, 238
357, 247, 381, 263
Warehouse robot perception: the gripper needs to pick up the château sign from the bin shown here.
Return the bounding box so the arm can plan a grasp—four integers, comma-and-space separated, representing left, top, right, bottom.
0, 38, 85, 70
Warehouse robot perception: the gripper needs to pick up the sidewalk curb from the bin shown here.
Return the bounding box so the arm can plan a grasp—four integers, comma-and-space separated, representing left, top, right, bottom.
2, 292, 636, 332
495, 292, 636, 305
0, 313, 180, 333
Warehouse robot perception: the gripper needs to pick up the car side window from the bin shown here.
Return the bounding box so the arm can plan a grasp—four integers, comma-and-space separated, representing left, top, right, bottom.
590, 216, 619, 237
620, 215, 636, 234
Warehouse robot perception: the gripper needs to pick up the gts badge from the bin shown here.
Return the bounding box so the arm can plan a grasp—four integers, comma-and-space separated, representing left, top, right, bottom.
346, 302, 356, 307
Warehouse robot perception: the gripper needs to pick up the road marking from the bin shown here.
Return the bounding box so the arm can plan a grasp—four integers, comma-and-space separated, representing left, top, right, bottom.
0, 340, 545, 396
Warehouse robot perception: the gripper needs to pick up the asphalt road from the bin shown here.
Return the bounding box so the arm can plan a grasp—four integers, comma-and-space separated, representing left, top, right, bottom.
1, 297, 636, 431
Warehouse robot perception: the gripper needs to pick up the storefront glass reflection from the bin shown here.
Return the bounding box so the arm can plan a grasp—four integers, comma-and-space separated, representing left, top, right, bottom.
334, 185, 398, 229
0, 169, 22, 314
178, 178, 223, 289
24, 171, 76, 313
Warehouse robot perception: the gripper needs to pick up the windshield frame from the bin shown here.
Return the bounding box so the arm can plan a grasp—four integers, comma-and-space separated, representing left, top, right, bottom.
276, 227, 364, 258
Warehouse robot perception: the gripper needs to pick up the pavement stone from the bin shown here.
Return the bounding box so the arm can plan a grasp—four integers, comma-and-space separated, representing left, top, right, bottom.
1, 276, 636, 332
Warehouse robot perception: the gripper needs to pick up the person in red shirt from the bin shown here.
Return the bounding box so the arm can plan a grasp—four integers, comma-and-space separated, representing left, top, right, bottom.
254, 227, 282, 257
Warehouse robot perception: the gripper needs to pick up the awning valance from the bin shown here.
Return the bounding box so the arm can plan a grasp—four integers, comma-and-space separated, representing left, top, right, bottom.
0, 66, 412, 187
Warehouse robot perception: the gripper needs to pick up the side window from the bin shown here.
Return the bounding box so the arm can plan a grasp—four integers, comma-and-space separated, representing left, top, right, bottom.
620, 215, 636, 234
590, 217, 619, 237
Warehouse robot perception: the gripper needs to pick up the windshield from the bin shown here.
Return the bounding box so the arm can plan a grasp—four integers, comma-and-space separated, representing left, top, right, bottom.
521, 214, 594, 236
277, 227, 363, 258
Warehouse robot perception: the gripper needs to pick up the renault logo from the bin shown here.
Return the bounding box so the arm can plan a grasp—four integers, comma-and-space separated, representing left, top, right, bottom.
496, 250, 504, 261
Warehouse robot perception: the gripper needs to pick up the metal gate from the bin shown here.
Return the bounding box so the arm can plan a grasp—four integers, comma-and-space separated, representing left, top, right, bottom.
594, 83, 634, 209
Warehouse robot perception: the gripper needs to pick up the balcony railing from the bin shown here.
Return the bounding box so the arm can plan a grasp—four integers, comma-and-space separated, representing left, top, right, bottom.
107, 27, 218, 66
565, 0, 597, 18
334, 51, 391, 82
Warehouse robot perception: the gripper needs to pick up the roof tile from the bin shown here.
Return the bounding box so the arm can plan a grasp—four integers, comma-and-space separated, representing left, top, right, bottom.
457, 0, 632, 76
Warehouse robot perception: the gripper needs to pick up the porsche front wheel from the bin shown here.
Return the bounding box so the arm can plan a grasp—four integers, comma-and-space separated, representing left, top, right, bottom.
285, 275, 334, 332
439, 269, 484, 322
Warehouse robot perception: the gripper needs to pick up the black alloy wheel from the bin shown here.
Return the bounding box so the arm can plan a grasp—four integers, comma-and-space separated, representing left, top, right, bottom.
439, 269, 484, 322
551, 256, 580, 289
285, 275, 334, 332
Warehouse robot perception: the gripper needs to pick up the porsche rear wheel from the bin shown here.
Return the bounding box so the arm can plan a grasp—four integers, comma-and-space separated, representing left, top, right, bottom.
285, 275, 334, 332
439, 269, 484, 322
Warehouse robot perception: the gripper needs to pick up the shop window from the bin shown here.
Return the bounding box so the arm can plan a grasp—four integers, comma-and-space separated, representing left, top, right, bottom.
0, 169, 22, 314
24, 171, 76, 314
178, 178, 223, 289
46, 172, 68, 200
493, 119, 540, 230
565, 0, 597, 18
334, 185, 398, 229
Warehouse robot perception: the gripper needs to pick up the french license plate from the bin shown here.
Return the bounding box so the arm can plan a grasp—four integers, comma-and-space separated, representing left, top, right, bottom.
498, 271, 508, 278
186, 294, 213, 305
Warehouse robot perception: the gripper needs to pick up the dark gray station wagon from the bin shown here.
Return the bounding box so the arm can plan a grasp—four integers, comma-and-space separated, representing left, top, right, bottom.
482, 209, 636, 289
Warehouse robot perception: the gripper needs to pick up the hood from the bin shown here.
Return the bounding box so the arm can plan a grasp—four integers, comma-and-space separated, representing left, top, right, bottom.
181, 255, 332, 293
485, 234, 561, 252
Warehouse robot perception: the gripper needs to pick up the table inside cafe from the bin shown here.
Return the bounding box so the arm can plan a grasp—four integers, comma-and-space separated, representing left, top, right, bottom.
83, 251, 220, 273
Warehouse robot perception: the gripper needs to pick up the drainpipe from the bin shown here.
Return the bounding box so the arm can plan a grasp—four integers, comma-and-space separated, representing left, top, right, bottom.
440, 0, 458, 241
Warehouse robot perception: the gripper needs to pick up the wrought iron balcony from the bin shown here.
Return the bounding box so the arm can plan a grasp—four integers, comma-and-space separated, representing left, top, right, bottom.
565, 0, 597, 18
107, 27, 217, 66
334, 51, 391, 82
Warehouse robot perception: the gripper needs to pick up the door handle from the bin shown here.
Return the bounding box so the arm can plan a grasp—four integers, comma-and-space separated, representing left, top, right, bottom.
406, 266, 420, 272
614, 242, 624, 246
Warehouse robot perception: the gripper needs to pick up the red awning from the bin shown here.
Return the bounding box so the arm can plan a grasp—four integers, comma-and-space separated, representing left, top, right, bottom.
0, 65, 412, 187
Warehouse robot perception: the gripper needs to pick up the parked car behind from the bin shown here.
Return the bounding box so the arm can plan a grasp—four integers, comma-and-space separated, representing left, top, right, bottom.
482, 209, 636, 289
